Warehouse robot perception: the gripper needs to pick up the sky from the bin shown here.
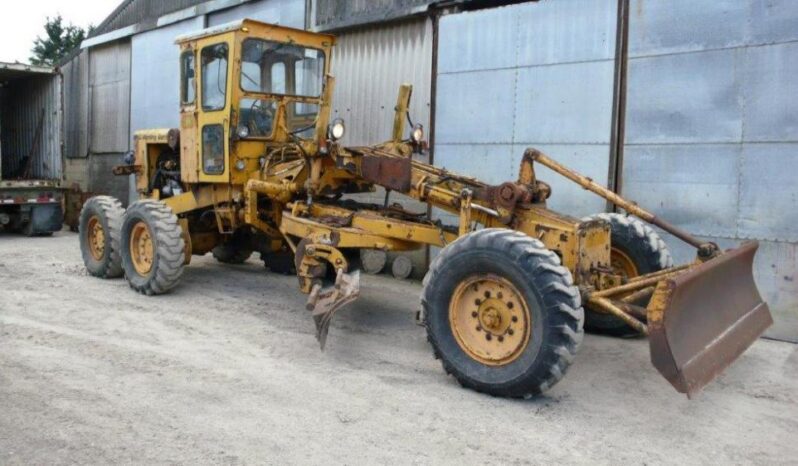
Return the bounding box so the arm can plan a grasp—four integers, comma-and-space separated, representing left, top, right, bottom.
0, 0, 122, 64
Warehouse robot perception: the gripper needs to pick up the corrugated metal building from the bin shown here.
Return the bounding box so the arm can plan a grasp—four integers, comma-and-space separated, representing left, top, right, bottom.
60, 0, 797, 341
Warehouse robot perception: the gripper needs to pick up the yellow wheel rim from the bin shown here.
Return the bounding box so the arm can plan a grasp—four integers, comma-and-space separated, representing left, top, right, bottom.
129, 221, 154, 276
449, 274, 532, 366
611, 247, 639, 279
87, 215, 105, 261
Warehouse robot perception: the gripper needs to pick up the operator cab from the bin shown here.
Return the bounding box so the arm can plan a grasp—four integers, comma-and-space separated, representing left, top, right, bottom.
175, 19, 335, 184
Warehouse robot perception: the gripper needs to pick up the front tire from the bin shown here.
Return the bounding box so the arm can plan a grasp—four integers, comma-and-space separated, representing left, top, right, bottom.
582, 213, 672, 336
421, 229, 584, 398
120, 200, 185, 295
79, 196, 125, 278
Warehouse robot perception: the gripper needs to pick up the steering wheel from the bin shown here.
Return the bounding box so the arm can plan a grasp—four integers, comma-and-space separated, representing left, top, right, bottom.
249, 99, 276, 136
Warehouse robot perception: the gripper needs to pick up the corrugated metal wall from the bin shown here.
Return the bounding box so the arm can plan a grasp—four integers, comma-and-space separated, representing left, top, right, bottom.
435, 0, 617, 221
330, 17, 433, 276
622, 0, 798, 341
311, 0, 433, 31
0, 73, 62, 180
62, 50, 90, 159
89, 41, 132, 154
207, 0, 304, 27
331, 18, 432, 147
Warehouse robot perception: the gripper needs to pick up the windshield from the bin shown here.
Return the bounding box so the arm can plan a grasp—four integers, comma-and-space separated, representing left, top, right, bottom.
240, 39, 325, 97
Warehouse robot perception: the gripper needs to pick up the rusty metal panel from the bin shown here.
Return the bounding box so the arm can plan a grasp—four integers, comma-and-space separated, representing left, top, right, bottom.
208, 0, 304, 28
89, 40, 131, 154
62, 50, 90, 159
331, 18, 432, 146
0, 67, 62, 181
360, 155, 411, 192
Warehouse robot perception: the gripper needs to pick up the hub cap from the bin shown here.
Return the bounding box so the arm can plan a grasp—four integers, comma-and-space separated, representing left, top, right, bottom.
611, 247, 639, 279
129, 221, 154, 275
87, 216, 105, 261
449, 274, 531, 366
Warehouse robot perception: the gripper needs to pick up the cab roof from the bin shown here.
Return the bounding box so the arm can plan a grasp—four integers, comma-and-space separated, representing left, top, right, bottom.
174, 18, 335, 45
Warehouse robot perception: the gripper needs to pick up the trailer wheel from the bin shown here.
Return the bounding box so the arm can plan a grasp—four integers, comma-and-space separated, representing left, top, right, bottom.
421, 229, 584, 398
583, 213, 673, 336
79, 196, 125, 278
120, 200, 185, 295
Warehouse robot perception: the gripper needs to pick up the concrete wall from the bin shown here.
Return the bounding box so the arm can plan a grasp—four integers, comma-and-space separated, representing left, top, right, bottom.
622, 0, 798, 341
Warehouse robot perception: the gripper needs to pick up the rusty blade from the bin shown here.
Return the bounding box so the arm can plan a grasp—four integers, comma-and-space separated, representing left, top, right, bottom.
647, 241, 772, 397
311, 270, 361, 350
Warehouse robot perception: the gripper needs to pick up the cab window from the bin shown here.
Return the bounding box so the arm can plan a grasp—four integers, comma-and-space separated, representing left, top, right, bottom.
180, 51, 195, 105
239, 39, 324, 97
201, 43, 229, 111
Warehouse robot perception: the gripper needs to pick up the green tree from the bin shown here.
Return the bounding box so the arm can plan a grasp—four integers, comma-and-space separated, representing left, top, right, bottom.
30, 15, 91, 66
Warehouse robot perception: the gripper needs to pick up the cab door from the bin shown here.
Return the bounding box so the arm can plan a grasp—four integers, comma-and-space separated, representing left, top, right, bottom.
196, 37, 233, 183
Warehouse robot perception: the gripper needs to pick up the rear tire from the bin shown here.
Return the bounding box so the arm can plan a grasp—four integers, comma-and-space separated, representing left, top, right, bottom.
582, 213, 672, 336
422, 229, 584, 398
262, 250, 296, 275
120, 200, 185, 295
79, 196, 125, 278
212, 228, 253, 264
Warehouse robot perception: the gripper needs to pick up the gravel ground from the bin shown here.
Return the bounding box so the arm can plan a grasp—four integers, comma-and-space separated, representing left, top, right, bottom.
1, 230, 797, 465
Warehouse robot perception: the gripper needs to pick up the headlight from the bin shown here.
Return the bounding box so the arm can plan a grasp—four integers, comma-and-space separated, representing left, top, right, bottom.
235, 159, 246, 171
410, 123, 424, 143
328, 118, 345, 141
237, 125, 250, 139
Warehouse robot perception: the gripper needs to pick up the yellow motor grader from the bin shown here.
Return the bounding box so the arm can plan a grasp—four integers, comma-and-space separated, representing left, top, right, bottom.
78, 19, 771, 398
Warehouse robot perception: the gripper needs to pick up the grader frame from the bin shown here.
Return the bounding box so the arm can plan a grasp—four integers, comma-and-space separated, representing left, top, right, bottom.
82, 19, 772, 398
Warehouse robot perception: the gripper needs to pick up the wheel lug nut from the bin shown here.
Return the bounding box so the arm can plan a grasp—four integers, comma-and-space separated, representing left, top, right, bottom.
497, 292, 503, 299
498, 336, 504, 342
511, 316, 518, 322
508, 328, 514, 335
485, 334, 492, 341
484, 291, 491, 298
476, 325, 482, 332
474, 299, 481, 306
507, 302, 514, 309
471, 311, 478, 318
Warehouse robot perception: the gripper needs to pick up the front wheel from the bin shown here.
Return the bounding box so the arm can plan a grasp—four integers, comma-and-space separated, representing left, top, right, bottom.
120, 200, 185, 295
582, 213, 673, 336
421, 229, 584, 398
